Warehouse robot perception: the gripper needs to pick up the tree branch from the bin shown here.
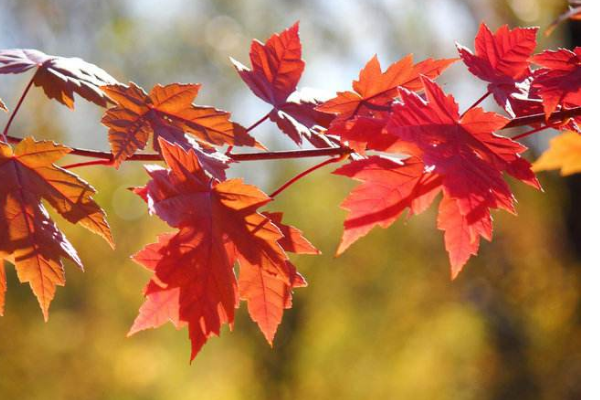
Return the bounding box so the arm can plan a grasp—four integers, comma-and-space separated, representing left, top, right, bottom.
2, 106, 580, 165
5, 134, 353, 163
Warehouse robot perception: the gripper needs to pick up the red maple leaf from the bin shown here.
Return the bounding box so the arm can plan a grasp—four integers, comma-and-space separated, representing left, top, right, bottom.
129, 139, 317, 360
335, 77, 539, 277
327, 116, 389, 155
456, 23, 543, 117
317, 54, 456, 122
530, 47, 581, 119
239, 211, 318, 344
232, 23, 333, 145
232, 22, 303, 107
269, 90, 336, 147
334, 156, 442, 255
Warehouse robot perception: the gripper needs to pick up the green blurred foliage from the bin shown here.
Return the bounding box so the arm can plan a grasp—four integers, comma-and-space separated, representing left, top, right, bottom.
0, 0, 579, 399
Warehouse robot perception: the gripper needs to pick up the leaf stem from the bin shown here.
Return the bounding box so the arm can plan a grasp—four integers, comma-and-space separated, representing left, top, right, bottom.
1, 73, 36, 141
460, 90, 491, 118
269, 156, 344, 198
62, 159, 115, 170
511, 125, 550, 141
247, 112, 271, 133
225, 112, 271, 155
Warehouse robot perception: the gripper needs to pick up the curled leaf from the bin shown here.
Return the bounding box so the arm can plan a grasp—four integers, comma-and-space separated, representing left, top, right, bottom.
0, 49, 118, 108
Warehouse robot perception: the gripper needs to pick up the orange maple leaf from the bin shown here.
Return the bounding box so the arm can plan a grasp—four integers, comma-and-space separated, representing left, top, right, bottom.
101, 82, 261, 167
0, 137, 112, 319
317, 54, 456, 121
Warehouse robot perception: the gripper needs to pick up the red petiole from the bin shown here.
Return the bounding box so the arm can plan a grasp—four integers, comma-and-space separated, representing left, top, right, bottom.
269, 156, 345, 198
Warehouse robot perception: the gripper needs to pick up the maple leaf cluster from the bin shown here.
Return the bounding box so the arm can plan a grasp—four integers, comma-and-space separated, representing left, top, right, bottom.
322, 23, 580, 278
0, 27, 330, 357
0, 18, 581, 360
455, 24, 581, 176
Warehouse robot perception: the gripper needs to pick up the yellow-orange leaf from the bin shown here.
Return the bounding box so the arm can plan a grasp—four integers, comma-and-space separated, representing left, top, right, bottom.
533, 131, 581, 176
0, 262, 6, 315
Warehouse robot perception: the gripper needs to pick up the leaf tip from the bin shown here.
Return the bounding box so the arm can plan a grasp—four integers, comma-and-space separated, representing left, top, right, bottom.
41, 307, 50, 322
334, 243, 347, 258
449, 260, 467, 280
254, 139, 268, 151
126, 325, 140, 338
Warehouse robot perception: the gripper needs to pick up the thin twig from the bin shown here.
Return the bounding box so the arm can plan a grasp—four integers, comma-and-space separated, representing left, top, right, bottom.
225, 112, 271, 155
460, 90, 491, 118
269, 156, 344, 198
232, 147, 352, 162
62, 159, 115, 169
511, 125, 550, 141
1, 73, 36, 141
246, 112, 271, 133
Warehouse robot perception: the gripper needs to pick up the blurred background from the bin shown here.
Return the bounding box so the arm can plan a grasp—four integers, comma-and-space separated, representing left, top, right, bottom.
0, 0, 580, 399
